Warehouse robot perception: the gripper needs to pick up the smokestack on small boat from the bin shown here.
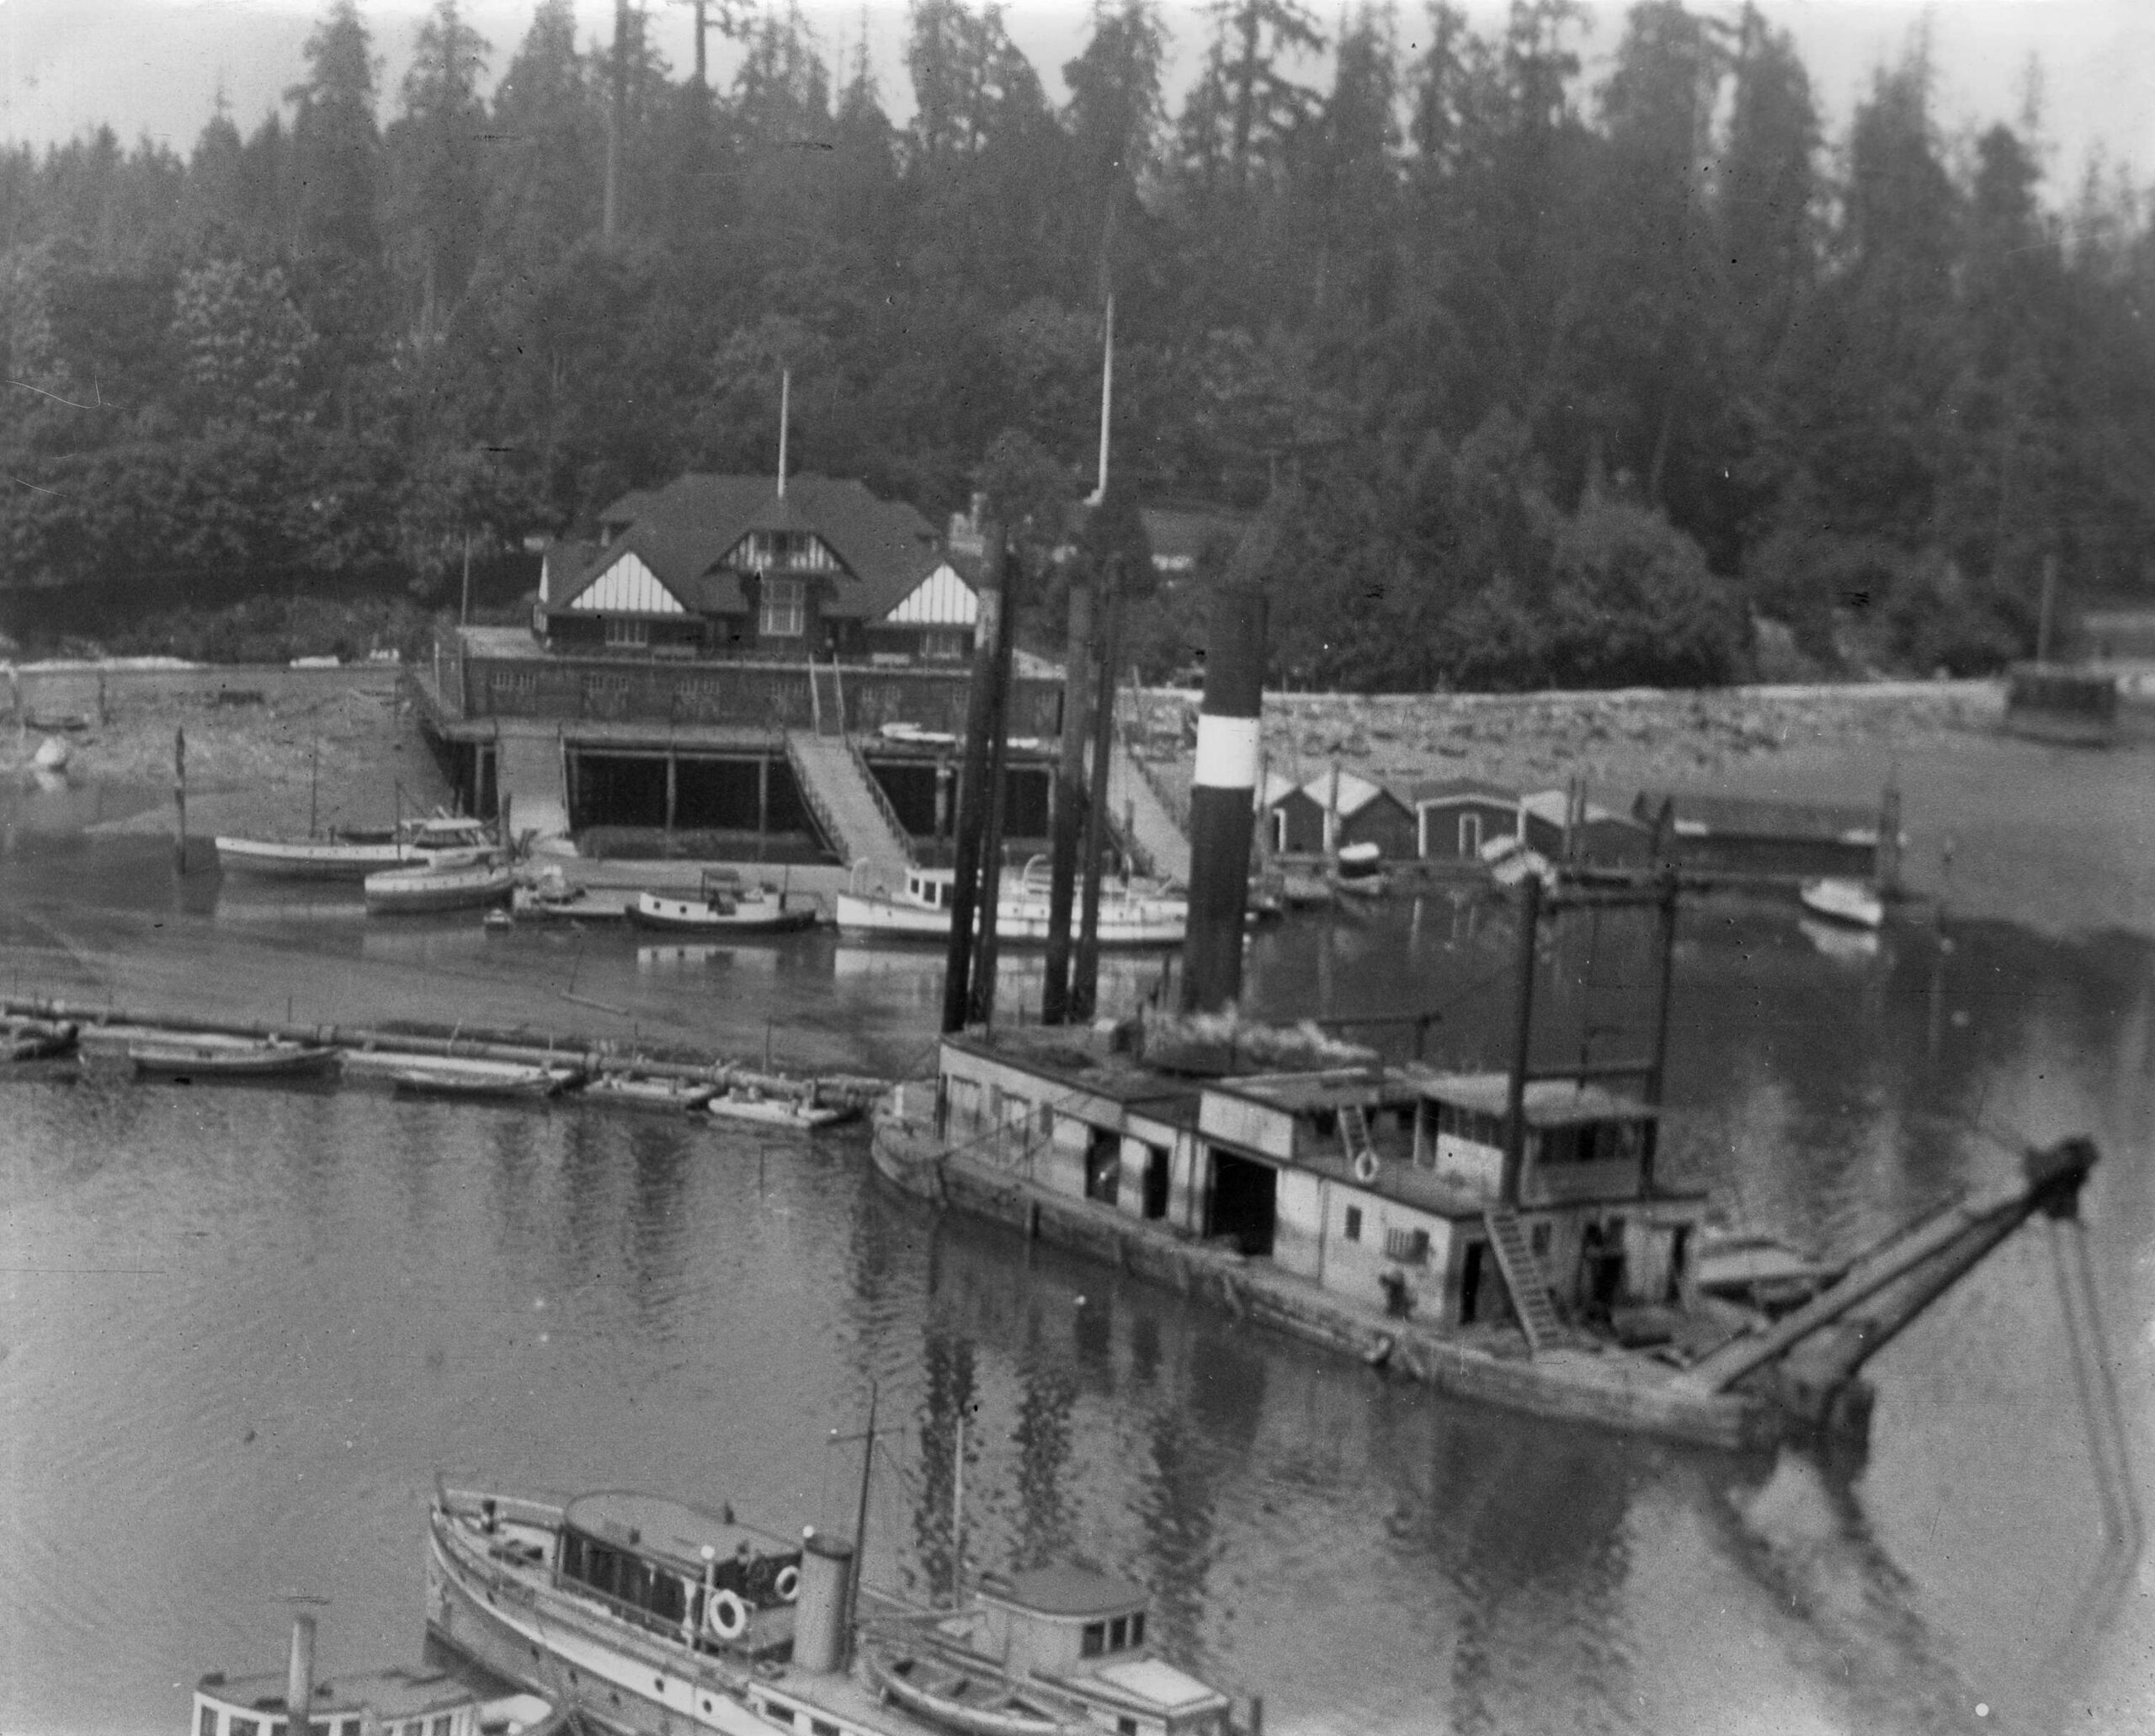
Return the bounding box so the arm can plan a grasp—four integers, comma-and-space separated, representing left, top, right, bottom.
1180, 582, 1267, 1014
285, 1613, 316, 1736
792, 1526, 854, 1674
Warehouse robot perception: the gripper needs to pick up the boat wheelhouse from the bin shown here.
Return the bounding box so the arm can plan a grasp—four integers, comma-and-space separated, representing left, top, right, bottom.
192, 1662, 551, 1736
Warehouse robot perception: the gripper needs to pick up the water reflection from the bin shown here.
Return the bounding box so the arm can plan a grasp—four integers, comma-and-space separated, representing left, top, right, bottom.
1, 881, 2150, 1733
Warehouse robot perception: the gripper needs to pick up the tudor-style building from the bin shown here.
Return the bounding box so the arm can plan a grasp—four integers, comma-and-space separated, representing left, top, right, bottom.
539, 473, 980, 663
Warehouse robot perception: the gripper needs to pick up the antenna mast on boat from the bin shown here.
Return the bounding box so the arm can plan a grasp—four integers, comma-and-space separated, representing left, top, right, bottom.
843, 1379, 878, 1664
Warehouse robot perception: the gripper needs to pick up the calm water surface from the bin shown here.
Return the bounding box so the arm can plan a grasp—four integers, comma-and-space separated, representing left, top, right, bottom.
2, 778, 2151, 1736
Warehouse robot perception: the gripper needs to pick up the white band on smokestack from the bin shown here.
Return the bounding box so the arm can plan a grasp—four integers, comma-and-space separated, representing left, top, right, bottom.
1193, 715, 1260, 790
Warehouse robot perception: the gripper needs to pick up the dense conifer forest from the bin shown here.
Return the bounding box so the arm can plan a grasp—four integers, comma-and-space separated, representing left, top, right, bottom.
1, 0, 2149, 685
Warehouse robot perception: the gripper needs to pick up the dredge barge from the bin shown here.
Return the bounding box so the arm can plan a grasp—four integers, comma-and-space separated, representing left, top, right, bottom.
871, 1030, 2099, 1454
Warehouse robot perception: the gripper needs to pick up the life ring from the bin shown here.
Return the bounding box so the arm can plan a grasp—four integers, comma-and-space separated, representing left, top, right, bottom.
774, 1564, 801, 1603
1352, 1149, 1380, 1185
706, 1589, 749, 1641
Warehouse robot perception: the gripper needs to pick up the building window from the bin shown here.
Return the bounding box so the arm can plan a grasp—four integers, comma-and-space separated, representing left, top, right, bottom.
921, 629, 969, 659
1082, 1622, 1107, 1658
1272, 808, 1289, 854
230, 1722, 258, 1736
1344, 1206, 1363, 1242
760, 578, 806, 636
431, 1718, 453, 1736
200, 1707, 219, 1736
1383, 1226, 1431, 1265
604, 616, 650, 647
1530, 1222, 1552, 1259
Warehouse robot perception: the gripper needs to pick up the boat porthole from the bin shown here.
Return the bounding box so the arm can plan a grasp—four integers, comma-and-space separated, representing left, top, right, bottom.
568, 1672, 577, 1685
655, 1679, 665, 1694
702, 1701, 711, 1714
530, 1648, 541, 1662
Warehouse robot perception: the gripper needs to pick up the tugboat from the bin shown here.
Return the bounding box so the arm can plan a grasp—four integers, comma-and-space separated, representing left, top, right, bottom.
425, 1482, 1246, 1736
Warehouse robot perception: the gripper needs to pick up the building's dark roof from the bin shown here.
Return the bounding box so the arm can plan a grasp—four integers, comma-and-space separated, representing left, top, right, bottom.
1407, 777, 1518, 808
558, 474, 945, 622
1636, 790, 1879, 844
983, 1563, 1147, 1618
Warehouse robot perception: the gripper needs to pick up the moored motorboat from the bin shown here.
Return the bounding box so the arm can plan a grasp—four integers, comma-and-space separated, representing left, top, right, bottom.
706, 1086, 858, 1131
365, 860, 519, 915
130, 1038, 338, 1080
425, 1482, 1242, 1736
1329, 841, 1388, 898
216, 816, 497, 881
625, 870, 817, 936
836, 860, 1185, 948
1798, 876, 1885, 929
580, 1073, 721, 1114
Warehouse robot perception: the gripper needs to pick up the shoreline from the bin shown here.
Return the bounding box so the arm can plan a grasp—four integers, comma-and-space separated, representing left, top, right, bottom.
8, 665, 2152, 937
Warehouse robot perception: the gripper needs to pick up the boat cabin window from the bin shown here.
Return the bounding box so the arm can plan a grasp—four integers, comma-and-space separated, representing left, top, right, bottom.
1131, 1611, 1145, 1645
1083, 1622, 1106, 1657
1109, 1616, 1129, 1648
340, 1722, 360, 1736
200, 1707, 218, 1736
1539, 1121, 1644, 1166
429, 1720, 451, 1736
229, 1721, 258, 1736
1344, 1206, 1362, 1241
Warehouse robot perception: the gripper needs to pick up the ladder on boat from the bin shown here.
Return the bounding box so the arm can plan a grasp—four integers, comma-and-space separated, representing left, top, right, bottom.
1482, 1205, 1567, 1356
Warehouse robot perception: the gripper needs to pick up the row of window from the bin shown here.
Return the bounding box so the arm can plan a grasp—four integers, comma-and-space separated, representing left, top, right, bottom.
202, 1712, 443, 1736
1080, 1611, 1147, 1656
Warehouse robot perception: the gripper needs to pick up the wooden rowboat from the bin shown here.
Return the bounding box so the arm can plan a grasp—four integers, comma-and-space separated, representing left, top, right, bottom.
858, 1637, 1082, 1736
364, 860, 518, 915
389, 1059, 584, 1101
130, 1041, 338, 1080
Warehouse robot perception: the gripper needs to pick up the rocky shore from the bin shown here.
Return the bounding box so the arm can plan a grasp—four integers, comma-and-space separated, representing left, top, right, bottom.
3, 663, 452, 838
1132, 678, 2004, 797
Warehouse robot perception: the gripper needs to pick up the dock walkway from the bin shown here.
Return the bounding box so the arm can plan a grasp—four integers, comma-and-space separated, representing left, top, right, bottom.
1107, 742, 1190, 884
785, 731, 914, 893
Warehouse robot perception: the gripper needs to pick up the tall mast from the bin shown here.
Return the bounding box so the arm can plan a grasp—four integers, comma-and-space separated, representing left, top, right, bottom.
778, 368, 790, 500
1088, 297, 1114, 507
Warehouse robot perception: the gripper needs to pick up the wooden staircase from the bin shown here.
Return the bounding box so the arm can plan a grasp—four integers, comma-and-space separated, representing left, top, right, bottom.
1482, 1205, 1567, 1356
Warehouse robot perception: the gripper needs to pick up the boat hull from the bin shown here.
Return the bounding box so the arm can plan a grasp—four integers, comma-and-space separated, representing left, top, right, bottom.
131, 1042, 338, 1079
1797, 878, 1884, 929
707, 1091, 857, 1131
625, 895, 817, 936
365, 865, 518, 914
833, 893, 1184, 948
216, 838, 489, 881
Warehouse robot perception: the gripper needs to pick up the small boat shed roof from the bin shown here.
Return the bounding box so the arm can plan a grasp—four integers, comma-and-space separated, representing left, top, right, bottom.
982, 1563, 1147, 1618
562, 1491, 790, 1575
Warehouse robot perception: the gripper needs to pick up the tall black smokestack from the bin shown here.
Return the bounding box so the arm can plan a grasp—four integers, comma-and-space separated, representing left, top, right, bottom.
1179, 583, 1266, 1014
